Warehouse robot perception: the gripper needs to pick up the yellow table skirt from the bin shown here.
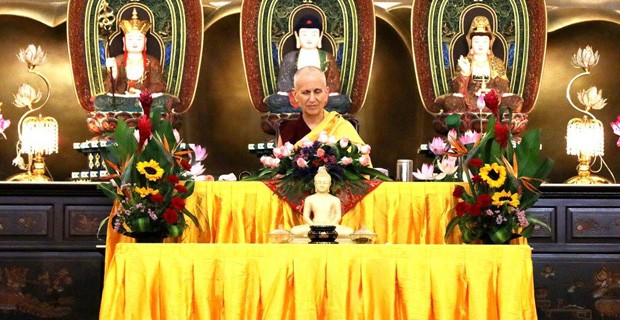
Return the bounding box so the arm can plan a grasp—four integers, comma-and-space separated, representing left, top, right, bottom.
100, 243, 537, 320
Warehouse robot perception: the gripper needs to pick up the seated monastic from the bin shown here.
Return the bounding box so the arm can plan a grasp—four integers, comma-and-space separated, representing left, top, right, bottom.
278, 66, 363, 147
93, 9, 180, 113
265, 14, 351, 114
433, 16, 523, 113
291, 167, 354, 238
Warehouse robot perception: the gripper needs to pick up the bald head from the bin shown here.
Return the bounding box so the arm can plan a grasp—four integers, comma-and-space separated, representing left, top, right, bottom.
293, 66, 326, 89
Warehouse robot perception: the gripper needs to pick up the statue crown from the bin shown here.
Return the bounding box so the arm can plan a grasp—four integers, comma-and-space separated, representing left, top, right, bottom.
119, 8, 151, 34
468, 16, 492, 35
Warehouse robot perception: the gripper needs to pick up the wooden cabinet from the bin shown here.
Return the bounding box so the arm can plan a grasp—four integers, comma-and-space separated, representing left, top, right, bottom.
530, 184, 620, 320
0, 183, 112, 320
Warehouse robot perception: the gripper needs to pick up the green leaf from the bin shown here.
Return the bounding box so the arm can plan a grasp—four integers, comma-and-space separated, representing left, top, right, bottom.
97, 183, 121, 201
444, 217, 459, 242
489, 225, 512, 244
180, 207, 200, 229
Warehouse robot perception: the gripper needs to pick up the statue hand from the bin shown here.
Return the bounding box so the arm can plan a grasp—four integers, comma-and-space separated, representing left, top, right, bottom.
105, 58, 118, 79
458, 55, 470, 77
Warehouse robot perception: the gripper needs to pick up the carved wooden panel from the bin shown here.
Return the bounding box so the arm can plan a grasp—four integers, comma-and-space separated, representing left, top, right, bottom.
0, 252, 103, 320
533, 253, 620, 320
65, 205, 110, 240
0, 205, 52, 238
568, 207, 620, 242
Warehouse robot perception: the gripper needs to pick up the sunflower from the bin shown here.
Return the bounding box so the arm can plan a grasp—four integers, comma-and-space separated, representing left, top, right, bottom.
134, 186, 159, 198
491, 190, 520, 207
479, 163, 507, 188
137, 160, 164, 181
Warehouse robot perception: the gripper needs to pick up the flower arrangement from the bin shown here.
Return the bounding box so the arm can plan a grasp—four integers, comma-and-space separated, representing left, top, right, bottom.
416, 128, 483, 181
444, 90, 554, 244
244, 132, 390, 205
98, 91, 207, 240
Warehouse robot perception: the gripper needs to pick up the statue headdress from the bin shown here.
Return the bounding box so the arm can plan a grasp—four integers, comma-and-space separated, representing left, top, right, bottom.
465, 16, 495, 54
119, 8, 151, 34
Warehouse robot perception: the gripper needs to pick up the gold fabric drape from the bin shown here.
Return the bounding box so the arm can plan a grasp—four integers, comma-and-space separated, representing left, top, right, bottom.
100, 243, 537, 320
104, 181, 526, 272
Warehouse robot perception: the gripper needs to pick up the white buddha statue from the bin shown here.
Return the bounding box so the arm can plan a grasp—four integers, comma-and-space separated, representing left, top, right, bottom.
291, 167, 354, 238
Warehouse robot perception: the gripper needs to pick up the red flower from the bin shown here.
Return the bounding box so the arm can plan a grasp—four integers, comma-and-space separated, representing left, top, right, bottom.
484, 89, 500, 116
453, 185, 465, 198
476, 194, 492, 207
472, 175, 483, 184
163, 208, 179, 224
166, 174, 180, 184
139, 89, 153, 118
180, 160, 191, 170
455, 201, 467, 217
494, 122, 510, 148
136, 115, 152, 152
174, 185, 188, 193
170, 197, 185, 210
468, 203, 482, 217
150, 193, 164, 204
469, 158, 483, 168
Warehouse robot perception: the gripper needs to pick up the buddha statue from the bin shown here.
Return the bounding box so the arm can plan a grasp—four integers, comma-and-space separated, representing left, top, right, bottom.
433, 16, 523, 113
291, 167, 354, 238
265, 14, 351, 114
93, 9, 180, 113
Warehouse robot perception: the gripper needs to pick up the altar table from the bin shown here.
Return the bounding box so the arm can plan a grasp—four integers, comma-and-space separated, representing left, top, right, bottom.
106, 181, 461, 245
99, 243, 537, 320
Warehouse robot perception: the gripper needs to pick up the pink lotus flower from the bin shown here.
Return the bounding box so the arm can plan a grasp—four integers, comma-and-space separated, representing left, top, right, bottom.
340, 156, 352, 165
339, 137, 350, 148
429, 137, 448, 155
477, 94, 485, 111
191, 144, 208, 162
0, 113, 10, 139
273, 147, 283, 158
611, 116, 620, 147
413, 163, 445, 181
260, 156, 274, 166
296, 157, 308, 168
359, 144, 371, 155
458, 130, 481, 145
437, 156, 458, 175
269, 157, 280, 168
358, 155, 371, 166
189, 162, 205, 176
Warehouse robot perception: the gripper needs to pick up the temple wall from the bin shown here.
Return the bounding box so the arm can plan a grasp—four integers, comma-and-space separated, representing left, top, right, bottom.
0, 13, 618, 183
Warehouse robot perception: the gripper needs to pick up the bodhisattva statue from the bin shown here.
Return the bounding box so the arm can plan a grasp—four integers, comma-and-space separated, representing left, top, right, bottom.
291, 167, 354, 237
265, 14, 351, 114
105, 9, 165, 95
433, 16, 523, 113
93, 9, 179, 113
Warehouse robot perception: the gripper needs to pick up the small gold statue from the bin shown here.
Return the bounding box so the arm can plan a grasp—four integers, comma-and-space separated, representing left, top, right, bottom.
291, 167, 354, 237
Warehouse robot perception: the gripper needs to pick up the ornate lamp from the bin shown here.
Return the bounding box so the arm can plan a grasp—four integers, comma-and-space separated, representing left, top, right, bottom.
9, 115, 59, 181
6, 45, 59, 182
564, 46, 612, 184
565, 116, 609, 183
